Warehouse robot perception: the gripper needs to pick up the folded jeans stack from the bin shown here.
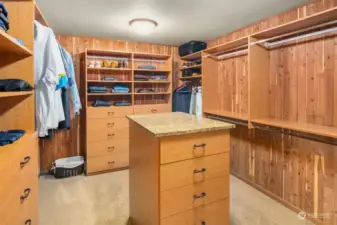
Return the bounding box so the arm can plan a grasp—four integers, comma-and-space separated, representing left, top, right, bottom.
0, 2, 9, 32
0, 130, 25, 146
88, 86, 107, 93
138, 65, 156, 70
134, 74, 149, 81
92, 100, 112, 107
112, 84, 129, 93
137, 89, 155, 93
149, 75, 167, 80
114, 101, 131, 106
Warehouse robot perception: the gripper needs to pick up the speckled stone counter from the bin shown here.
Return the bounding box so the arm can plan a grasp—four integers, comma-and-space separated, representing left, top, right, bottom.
127, 112, 235, 137
128, 112, 234, 225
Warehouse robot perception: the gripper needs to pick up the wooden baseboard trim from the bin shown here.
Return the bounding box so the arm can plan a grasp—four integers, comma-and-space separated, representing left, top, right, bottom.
231, 172, 324, 225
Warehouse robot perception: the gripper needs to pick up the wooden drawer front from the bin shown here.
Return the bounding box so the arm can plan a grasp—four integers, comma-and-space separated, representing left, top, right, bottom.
161, 199, 229, 225
160, 153, 229, 191
0, 147, 38, 211
160, 176, 229, 218
87, 139, 129, 157
88, 118, 129, 130
19, 183, 38, 225
87, 106, 133, 119
86, 153, 129, 173
160, 131, 229, 164
134, 104, 170, 114
88, 127, 129, 142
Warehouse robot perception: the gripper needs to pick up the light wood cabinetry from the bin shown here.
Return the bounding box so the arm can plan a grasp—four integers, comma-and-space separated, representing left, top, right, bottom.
129, 115, 232, 225
83, 50, 173, 174
0, 0, 39, 224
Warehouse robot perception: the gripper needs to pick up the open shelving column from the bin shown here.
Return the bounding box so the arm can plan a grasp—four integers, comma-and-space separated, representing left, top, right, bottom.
179, 51, 202, 86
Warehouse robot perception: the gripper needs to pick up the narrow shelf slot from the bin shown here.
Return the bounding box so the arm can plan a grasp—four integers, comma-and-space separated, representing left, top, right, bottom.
87, 80, 133, 83
180, 75, 202, 80
180, 65, 201, 70
88, 93, 132, 96
204, 110, 248, 122
180, 51, 202, 61
134, 92, 171, 95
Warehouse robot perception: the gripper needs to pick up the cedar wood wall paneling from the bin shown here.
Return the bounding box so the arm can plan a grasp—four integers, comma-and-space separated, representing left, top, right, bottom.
208, 0, 337, 224
39, 35, 179, 170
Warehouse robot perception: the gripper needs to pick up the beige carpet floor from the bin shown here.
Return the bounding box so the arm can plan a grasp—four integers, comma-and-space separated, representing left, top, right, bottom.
39, 170, 313, 225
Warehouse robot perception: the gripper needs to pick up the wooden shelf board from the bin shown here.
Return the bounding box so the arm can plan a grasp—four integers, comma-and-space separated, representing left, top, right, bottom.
252, 6, 337, 39
87, 80, 133, 83
204, 36, 249, 54
0, 91, 34, 98
180, 65, 201, 70
134, 92, 171, 95
180, 51, 202, 61
133, 52, 171, 59
134, 69, 171, 73
34, 2, 49, 27
251, 118, 337, 139
88, 93, 132, 96
180, 75, 202, 80
204, 110, 248, 121
87, 49, 132, 57
87, 67, 132, 71
134, 81, 171, 84
0, 29, 33, 56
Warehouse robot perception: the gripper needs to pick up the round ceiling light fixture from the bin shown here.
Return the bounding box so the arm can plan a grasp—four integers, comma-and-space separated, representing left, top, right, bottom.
129, 18, 158, 35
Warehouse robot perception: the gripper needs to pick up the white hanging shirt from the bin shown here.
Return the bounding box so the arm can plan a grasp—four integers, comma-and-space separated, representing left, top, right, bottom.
34, 21, 65, 137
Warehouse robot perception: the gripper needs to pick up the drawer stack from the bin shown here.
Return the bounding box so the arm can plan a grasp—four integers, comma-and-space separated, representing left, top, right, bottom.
86, 106, 133, 174
0, 133, 38, 225
159, 131, 230, 225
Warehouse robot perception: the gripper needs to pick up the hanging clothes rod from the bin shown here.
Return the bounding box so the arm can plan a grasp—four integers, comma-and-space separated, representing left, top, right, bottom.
250, 19, 337, 46
205, 48, 248, 60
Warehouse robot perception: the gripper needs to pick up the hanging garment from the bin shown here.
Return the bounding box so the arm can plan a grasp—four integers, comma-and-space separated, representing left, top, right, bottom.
189, 86, 202, 117
34, 21, 65, 137
59, 45, 82, 114
172, 87, 191, 113
58, 88, 71, 129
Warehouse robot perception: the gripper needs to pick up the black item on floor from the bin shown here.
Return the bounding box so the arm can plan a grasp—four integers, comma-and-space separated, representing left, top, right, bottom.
179, 41, 207, 57
92, 100, 112, 107
114, 101, 131, 106
49, 156, 85, 179
172, 89, 191, 113
0, 79, 33, 92
0, 130, 25, 146
182, 68, 201, 77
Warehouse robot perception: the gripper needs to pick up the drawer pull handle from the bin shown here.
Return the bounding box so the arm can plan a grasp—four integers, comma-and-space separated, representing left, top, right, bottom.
151, 109, 157, 113
108, 161, 115, 165
193, 143, 206, 149
108, 146, 115, 152
25, 219, 32, 225
201, 222, 206, 225
108, 112, 115, 116
20, 156, 31, 168
108, 134, 115, 137
20, 188, 31, 202
107, 123, 115, 127
193, 168, 206, 174
193, 192, 206, 200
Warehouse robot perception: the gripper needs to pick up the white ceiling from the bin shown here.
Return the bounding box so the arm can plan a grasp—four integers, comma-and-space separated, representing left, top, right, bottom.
36, 0, 310, 46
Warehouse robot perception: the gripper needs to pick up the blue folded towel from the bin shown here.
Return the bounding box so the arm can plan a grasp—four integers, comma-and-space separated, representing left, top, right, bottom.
88, 86, 107, 93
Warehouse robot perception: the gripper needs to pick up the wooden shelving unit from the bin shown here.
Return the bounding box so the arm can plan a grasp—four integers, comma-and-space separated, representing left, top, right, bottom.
202, 6, 337, 139
179, 51, 203, 87
82, 49, 172, 174
0, 91, 34, 98
180, 51, 202, 61
179, 64, 201, 70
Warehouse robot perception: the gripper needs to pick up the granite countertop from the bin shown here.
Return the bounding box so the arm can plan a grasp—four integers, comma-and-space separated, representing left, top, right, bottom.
127, 112, 235, 137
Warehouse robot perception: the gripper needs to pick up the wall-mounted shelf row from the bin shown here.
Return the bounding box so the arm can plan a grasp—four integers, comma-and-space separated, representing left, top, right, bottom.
202, 6, 337, 140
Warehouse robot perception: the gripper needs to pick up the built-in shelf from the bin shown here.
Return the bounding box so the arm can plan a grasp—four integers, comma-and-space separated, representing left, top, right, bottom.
204, 36, 249, 55
0, 29, 33, 56
87, 67, 132, 71
134, 69, 171, 73
180, 65, 201, 70
204, 110, 248, 121
251, 118, 337, 139
134, 81, 171, 84
134, 92, 171, 95
0, 91, 34, 98
88, 93, 132, 96
252, 6, 337, 40
180, 51, 202, 61
133, 52, 171, 60
87, 80, 133, 83
180, 75, 202, 80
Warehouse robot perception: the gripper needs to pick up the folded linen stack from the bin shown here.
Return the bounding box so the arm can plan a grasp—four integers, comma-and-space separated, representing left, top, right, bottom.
134, 74, 149, 81
114, 101, 131, 106
0, 130, 25, 146
92, 100, 111, 107
112, 84, 129, 93
0, 2, 9, 32
149, 75, 167, 80
88, 86, 107, 93
138, 65, 156, 70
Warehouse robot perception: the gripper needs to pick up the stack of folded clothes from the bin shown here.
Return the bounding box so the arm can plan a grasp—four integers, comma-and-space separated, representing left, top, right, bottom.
136, 89, 155, 93
92, 100, 112, 107
88, 86, 107, 93
114, 101, 131, 106
0, 130, 25, 146
0, 79, 33, 92
134, 74, 149, 81
149, 75, 167, 81
138, 65, 156, 70
102, 77, 116, 81
0, 2, 9, 32
112, 84, 129, 93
